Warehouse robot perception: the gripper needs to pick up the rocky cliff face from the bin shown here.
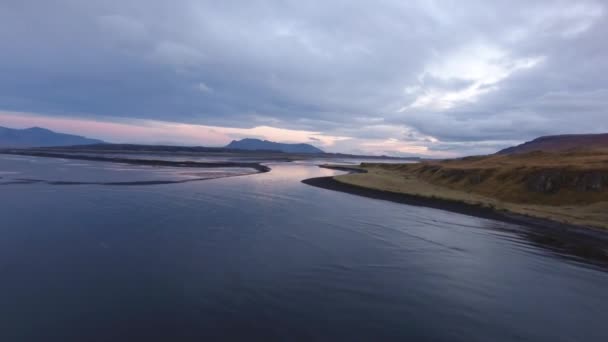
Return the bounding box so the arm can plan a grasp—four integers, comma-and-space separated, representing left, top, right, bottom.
364, 150, 608, 205
526, 170, 608, 194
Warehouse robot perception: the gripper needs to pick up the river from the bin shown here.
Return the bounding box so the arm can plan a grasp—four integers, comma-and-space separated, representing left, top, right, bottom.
0, 155, 607, 341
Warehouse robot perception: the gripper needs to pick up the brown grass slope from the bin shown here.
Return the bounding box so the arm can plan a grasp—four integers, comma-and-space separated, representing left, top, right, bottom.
336, 149, 608, 229
498, 133, 608, 154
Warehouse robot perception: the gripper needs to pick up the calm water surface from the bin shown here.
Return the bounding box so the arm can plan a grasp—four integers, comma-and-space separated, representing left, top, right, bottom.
0, 155, 607, 341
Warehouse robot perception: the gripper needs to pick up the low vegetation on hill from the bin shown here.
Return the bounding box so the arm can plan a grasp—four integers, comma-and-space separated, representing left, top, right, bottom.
387, 150, 608, 205
335, 149, 608, 229
497, 133, 608, 154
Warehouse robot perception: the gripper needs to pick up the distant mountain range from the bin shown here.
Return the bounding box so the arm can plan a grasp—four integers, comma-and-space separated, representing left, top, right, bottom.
225, 138, 324, 154
498, 133, 608, 154
38, 142, 417, 161
0, 126, 104, 147
0, 125, 420, 159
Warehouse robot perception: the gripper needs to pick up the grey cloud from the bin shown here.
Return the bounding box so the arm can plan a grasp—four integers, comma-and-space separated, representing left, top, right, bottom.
0, 0, 606, 155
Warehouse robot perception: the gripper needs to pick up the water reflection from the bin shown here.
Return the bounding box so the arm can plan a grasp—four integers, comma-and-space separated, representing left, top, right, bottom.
479, 220, 608, 268
0, 154, 258, 185
0, 158, 607, 341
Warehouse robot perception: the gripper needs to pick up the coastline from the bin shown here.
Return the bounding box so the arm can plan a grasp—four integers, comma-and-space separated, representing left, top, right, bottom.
312, 162, 608, 231
0, 150, 271, 173
302, 171, 608, 245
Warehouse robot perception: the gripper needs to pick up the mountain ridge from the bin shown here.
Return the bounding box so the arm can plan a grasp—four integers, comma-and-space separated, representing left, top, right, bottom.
225, 138, 324, 154
498, 133, 608, 154
0, 126, 104, 147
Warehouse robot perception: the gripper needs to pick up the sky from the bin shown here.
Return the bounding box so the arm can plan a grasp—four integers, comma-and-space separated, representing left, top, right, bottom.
1, 1, 607, 157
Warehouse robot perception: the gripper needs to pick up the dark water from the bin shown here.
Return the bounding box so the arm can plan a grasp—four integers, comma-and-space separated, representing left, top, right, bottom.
1, 155, 607, 341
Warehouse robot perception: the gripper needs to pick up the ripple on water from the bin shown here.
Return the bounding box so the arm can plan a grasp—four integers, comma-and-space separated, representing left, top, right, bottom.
0, 159, 607, 341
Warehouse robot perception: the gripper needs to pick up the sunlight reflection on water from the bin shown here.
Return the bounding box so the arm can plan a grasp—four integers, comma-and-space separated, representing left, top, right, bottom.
0, 155, 606, 341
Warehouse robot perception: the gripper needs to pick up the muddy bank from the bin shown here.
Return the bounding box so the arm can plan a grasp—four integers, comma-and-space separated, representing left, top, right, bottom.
0, 151, 271, 173
2, 175, 256, 186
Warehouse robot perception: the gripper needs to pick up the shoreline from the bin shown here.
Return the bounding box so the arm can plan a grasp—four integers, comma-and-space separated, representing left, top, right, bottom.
302, 175, 608, 244
2, 171, 263, 186
0, 151, 271, 173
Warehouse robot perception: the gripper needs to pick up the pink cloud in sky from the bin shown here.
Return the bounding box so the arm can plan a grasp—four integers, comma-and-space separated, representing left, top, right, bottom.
0, 111, 349, 147
0, 111, 446, 156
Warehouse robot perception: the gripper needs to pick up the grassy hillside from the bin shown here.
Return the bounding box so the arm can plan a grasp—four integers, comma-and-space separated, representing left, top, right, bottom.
335, 149, 608, 229
498, 134, 608, 154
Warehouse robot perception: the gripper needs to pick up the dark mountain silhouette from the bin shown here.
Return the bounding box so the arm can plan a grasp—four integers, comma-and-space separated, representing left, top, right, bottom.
225, 138, 324, 153
0, 126, 104, 147
498, 133, 608, 154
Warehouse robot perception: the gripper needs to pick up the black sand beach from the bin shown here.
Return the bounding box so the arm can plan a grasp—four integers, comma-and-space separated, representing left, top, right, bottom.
302, 175, 608, 262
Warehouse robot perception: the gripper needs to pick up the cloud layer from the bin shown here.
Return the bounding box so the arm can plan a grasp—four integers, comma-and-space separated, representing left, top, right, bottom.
0, 1, 606, 156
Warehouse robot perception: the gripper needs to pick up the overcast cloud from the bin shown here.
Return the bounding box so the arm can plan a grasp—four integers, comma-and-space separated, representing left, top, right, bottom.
0, 0, 606, 156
